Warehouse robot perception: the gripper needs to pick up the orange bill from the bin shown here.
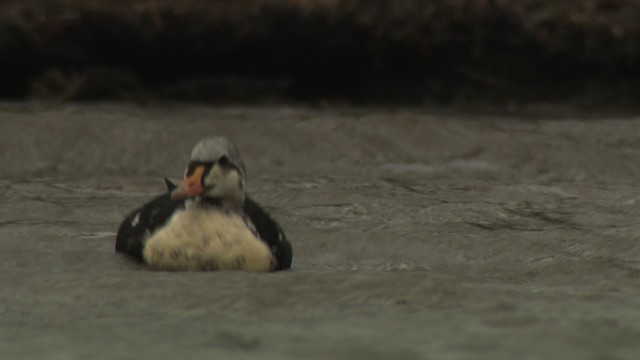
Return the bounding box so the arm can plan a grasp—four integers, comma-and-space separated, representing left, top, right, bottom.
170, 165, 205, 199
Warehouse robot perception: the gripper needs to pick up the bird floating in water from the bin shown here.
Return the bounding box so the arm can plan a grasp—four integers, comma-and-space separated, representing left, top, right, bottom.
116, 136, 292, 272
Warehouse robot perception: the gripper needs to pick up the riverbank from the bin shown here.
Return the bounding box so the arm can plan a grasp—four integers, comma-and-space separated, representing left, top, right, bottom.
1, 1, 639, 107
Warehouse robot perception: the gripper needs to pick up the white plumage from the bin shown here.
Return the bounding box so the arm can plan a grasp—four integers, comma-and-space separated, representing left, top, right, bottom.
143, 207, 275, 272
116, 136, 292, 272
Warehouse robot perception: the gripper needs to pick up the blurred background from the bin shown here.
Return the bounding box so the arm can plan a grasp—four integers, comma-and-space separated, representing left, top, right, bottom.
3, 3, 640, 358
1, 0, 639, 107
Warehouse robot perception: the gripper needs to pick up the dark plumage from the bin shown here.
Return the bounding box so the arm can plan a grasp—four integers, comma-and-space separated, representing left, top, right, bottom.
116, 138, 293, 271
116, 180, 292, 270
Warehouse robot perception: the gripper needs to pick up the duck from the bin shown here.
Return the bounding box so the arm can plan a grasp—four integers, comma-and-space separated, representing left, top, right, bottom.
115, 136, 292, 272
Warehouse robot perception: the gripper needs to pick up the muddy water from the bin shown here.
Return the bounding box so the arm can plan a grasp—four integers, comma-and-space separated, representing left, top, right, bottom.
1, 103, 639, 359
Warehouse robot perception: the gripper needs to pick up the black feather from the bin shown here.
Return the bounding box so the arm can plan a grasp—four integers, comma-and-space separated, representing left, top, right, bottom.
116, 178, 293, 270
243, 196, 293, 271
164, 177, 177, 191
115, 191, 184, 261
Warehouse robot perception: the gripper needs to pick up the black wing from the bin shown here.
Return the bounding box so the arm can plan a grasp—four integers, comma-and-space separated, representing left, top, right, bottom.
244, 196, 293, 271
151, 178, 293, 270
115, 191, 185, 261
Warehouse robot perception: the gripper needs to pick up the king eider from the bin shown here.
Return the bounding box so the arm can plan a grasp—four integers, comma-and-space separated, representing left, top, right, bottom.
115, 137, 292, 272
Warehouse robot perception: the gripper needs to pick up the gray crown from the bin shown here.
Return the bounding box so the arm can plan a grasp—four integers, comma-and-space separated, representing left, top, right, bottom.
190, 136, 246, 178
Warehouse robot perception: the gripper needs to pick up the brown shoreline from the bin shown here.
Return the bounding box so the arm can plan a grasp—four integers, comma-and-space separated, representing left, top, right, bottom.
1, 0, 640, 106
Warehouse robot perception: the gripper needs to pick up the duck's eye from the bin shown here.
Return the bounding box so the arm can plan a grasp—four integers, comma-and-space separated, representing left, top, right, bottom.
218, 156, 229, 166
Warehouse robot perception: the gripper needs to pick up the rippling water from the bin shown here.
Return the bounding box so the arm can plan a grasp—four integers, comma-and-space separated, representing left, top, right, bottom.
1, 104, 640, 359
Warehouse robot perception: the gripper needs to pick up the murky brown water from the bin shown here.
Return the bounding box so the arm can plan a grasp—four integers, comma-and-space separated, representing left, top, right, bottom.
1, 103, 640, 359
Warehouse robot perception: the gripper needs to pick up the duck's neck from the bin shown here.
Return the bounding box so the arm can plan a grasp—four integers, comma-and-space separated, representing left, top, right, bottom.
192, 194, 245, 212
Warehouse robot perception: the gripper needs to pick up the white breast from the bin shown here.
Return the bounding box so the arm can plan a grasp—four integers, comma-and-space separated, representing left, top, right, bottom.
142, 208, 275, 272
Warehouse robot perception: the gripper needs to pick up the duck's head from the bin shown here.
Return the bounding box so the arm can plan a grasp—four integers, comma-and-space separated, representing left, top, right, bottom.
171, 136, 247, 210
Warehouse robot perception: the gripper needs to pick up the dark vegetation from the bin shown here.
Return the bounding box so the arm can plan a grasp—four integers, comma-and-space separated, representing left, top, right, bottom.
1, 0, 639, 106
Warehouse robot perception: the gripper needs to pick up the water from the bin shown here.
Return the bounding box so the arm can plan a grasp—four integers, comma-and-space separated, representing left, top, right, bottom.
1, 103, 639, 359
